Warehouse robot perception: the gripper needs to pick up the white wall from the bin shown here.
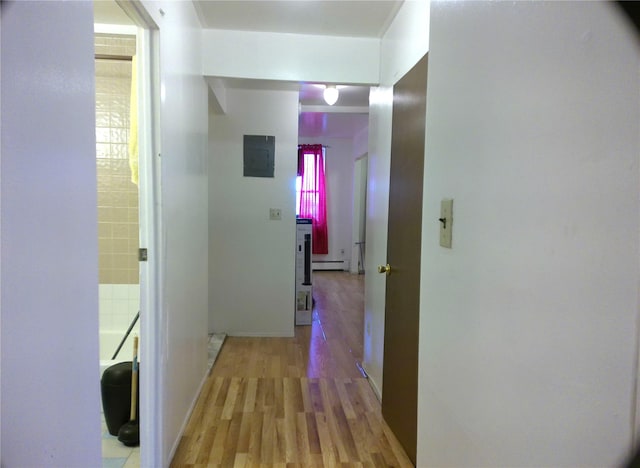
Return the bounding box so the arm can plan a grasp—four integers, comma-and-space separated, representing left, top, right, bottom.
418, 2, 640, 466
363, 0, 430, 400
209, 88, 298, 337
299, 137, 356, 266
379, 0, 430, 86
1, 2, 101, 465
140, 1, 209, 464
202, 29, 379, 85
351, 126, 369, 274
353, 125, 369, 159
363, 86, 393, 398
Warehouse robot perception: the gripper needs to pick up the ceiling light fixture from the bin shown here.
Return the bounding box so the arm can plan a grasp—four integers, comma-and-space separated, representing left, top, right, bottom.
323, 85, 339, 106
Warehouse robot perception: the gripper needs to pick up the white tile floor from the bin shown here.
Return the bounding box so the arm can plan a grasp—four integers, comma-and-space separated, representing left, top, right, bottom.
101, 417, 139, 468
101, 333, 226, 467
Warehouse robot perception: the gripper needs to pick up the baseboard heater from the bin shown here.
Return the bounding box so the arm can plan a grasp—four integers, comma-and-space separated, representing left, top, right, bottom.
312, 260, 349, 271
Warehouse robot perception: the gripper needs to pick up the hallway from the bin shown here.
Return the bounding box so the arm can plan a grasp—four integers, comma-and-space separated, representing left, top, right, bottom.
171, 272, 412, 466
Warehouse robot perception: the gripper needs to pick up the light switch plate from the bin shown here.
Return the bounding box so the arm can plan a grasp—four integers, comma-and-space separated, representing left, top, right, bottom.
440, 199, 453, 248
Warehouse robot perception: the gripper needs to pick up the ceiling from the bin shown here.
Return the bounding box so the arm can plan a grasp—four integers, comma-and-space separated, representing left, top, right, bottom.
94, 0, 134, 25
298, 83, 370, 138
214, 78, 371, 138
299, 112, 369, 139
299, 84, 369, 107
95, 0, 383, 139
94, 0, 401, 38
193, 0, 402, 38
208, 78, 369, 107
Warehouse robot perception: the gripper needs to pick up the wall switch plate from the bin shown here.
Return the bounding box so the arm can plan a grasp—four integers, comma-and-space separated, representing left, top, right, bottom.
439, 198, 453, 248
269, 208, 282, 220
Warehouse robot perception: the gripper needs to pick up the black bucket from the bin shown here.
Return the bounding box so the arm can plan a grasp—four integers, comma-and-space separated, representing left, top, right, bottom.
101, 361, 140, 436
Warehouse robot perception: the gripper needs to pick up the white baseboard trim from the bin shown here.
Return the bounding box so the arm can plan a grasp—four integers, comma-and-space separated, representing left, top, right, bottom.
226, 331, 295, 338
167, 365, 210, 464
312, 260, 350, 271
364, 366, 382, 402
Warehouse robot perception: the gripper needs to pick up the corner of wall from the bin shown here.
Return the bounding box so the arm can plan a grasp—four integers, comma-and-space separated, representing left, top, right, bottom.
208, 88, 298, 337
379, 0, 430, 86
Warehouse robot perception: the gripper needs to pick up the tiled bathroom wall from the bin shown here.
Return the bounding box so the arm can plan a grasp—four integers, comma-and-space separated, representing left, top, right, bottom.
95, 34, 139, 342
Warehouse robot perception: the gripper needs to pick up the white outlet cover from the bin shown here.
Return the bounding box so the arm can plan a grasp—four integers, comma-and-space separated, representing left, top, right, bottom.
269, 208, 282, 220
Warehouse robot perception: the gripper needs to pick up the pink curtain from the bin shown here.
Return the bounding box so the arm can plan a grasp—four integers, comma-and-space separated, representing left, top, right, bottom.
298, 144, 328, 254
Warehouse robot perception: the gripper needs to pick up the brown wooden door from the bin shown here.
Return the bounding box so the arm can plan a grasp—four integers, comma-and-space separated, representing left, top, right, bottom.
382, 53, 428, 465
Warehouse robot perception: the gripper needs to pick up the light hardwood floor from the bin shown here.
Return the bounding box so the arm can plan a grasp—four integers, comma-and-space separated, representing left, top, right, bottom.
170, 272, 413, 467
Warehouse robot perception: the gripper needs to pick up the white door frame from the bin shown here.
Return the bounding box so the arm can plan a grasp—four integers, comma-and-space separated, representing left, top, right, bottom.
351, 154, 368, 274
136, 25, 163, 468
112, 2, 163, 466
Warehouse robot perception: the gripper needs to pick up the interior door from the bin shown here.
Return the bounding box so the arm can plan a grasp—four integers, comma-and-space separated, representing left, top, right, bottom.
381, 53, 428, 465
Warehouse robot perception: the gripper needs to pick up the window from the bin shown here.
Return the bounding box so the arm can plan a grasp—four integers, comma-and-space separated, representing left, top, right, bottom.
297, 144, 328, 254
295, 149, 325, 216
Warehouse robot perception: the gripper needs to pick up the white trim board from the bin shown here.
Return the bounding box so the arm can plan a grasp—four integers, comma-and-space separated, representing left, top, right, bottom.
312, 260, 350, 271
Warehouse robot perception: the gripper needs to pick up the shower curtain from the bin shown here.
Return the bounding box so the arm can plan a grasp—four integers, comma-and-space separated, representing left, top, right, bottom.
129, 55, 138, 185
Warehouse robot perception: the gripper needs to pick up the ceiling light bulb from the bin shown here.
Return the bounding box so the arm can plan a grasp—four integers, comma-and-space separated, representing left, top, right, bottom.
323, 85, 339, 105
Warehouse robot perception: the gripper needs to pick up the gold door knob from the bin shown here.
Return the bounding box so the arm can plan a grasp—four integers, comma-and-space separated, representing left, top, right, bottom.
377, 264, 391, 275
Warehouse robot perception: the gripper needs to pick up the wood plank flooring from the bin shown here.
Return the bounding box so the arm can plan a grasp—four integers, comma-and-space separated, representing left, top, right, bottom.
171, 272, 413, 467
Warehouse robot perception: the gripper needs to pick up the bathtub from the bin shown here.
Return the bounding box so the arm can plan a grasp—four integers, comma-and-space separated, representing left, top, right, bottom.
99, 329, 140, 377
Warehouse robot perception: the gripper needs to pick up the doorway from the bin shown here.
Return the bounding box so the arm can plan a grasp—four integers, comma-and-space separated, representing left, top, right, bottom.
94, 2, 161, 465
298, 83, 370, 276
297, 85, 370, 379
94, 27, 141, 465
